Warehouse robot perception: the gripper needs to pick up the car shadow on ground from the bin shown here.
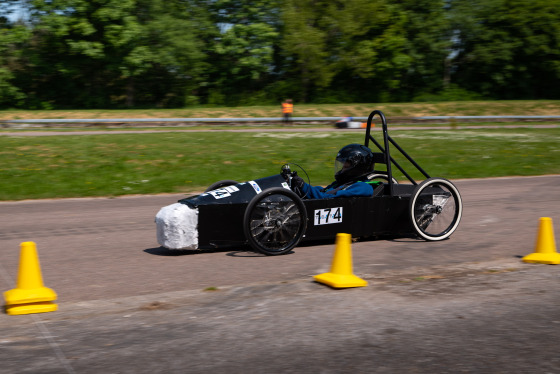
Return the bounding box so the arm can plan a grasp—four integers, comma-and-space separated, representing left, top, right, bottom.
144, 236, 425, 257
225, 250, 285, 257
143, 246, 275, 257
143, 246, 232, 256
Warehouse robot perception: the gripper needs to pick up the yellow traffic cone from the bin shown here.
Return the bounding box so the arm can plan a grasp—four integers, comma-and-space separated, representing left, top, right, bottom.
314, 233, 368, 288
3, 242, 58, 315
522, 217, 560, 265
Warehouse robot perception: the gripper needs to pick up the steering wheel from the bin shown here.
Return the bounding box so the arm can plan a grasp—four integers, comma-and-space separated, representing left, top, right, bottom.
281, 163, 311, 199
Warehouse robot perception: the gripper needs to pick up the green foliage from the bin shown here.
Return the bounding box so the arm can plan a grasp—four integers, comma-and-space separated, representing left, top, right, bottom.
281, 0, 334, 101
204, 0, 281, 105
281, 0, 451, 102
449, 0, 560, 99
0, 19, 29, 106
0, 0, 559, 108
6, 0, 209, 108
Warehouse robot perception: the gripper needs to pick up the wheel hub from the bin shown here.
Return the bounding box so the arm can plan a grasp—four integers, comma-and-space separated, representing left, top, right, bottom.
262, 210, 285, 233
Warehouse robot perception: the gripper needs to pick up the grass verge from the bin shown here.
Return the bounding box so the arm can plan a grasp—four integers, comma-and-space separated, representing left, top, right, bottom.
1, 127, 559, 200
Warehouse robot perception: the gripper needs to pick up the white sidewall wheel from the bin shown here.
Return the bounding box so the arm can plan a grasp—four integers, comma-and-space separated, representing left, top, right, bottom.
409, 178, 462, 241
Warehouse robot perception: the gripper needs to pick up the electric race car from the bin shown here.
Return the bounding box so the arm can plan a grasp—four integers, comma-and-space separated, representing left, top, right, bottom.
155, 110, 463, 255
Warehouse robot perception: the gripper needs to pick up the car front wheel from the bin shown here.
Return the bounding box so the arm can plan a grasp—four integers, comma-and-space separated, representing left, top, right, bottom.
243, 187, 307, 255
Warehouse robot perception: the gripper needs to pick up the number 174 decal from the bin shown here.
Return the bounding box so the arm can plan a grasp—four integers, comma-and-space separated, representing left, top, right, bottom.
314, 207, 343, 225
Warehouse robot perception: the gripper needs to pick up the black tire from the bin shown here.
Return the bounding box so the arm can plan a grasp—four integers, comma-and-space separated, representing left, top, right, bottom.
243, 187, 307, 255
205, 180, 239, 192
409, 178, 462, 241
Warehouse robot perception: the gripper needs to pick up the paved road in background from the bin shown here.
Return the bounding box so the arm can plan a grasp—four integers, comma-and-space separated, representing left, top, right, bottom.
1, 123, 560, 136
1, 175, 559, 373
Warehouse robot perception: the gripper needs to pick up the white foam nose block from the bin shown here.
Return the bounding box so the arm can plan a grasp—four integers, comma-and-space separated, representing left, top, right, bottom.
155, 203, 199, 249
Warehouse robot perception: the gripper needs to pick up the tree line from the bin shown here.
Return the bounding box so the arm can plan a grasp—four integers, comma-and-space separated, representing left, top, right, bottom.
0, 0, 559, 109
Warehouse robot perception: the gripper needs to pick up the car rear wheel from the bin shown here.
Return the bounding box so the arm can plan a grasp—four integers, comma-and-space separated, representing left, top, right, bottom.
205, 180, 239, 192
243, 187, 307, 255
409, 178, 462, 241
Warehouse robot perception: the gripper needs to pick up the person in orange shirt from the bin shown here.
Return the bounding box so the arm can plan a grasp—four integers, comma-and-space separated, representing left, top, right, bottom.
281, 99, 293, 123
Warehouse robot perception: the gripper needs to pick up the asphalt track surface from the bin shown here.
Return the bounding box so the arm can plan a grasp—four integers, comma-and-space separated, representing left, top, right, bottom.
1, 175, 559, 373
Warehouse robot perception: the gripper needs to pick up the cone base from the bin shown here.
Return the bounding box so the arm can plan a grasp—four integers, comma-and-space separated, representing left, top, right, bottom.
522, 252, 560, 265
314, 272, 368, 288
5, 301, 58, 315
3, 287, 57, 305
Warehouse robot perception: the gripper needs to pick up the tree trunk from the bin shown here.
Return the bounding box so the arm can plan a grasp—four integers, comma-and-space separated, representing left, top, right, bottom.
126, 77, 135, 107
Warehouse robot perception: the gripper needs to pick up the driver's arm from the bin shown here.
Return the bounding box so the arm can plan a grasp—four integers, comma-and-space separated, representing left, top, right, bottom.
300, 182, 374, 199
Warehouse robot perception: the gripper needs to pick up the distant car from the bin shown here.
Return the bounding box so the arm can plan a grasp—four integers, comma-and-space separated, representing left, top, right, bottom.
156, 110, 463, 255
335, 116, 367, 129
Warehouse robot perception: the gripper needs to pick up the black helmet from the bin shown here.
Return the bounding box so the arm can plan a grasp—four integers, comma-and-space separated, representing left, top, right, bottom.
334, 144, 374, 183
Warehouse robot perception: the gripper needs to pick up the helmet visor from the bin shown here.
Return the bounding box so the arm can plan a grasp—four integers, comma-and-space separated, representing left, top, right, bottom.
334, 158, 352, 175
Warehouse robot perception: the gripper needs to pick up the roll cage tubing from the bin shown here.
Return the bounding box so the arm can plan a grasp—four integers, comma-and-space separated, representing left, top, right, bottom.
364, 110, 431, 196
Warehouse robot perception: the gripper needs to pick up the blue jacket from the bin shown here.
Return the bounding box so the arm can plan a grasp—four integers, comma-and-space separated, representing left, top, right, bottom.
300, 181, 374, 199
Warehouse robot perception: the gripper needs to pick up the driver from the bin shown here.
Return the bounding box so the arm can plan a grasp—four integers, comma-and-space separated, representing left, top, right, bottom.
289, 144, 376, 199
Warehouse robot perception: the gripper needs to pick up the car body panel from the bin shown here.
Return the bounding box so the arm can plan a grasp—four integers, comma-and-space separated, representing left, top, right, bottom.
170, 174, 417, 250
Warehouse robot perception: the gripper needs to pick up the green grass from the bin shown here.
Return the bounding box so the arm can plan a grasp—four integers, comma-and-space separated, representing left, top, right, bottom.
1, 100, 560, 121
1, 128, 559, 200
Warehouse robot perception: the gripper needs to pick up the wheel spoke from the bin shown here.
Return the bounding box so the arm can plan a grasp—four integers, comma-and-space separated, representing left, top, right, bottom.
244, 188, 307, 255
250, 220, 265, 236
410, 179, 462, 241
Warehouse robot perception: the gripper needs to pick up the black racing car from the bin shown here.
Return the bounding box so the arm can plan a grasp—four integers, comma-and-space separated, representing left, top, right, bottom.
155, 110, 463, 255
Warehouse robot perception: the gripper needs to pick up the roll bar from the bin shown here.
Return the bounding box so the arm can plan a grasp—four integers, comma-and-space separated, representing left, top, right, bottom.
364, 110, 431, 196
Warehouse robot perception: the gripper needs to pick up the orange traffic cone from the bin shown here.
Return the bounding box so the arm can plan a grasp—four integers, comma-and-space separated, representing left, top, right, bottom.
3, 242, 58, 315
314, 233, 368, 288
522, 217, 560, 265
